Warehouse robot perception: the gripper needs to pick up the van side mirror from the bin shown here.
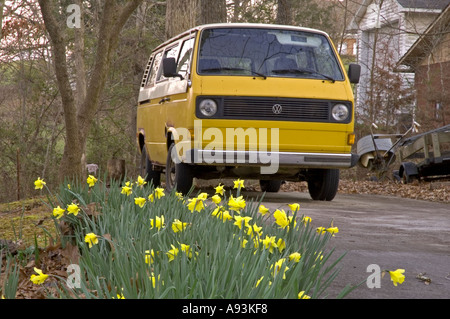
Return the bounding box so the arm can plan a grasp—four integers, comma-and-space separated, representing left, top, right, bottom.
163, 57, 183, 80
348, 63, 361, 84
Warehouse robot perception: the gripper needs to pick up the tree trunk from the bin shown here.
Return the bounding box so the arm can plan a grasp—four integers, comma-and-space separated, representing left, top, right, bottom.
39, 0, 143, 182
277, 0, 294, 25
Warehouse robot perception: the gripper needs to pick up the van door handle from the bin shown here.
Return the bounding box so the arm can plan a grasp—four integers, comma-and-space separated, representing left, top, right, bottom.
159, 97, 170, 104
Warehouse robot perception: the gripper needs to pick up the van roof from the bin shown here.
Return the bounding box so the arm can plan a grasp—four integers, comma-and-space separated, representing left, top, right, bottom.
153, 23, 330, 52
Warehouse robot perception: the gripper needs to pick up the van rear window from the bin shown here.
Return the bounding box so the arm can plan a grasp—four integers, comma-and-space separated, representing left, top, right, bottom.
198, 27, 344, 81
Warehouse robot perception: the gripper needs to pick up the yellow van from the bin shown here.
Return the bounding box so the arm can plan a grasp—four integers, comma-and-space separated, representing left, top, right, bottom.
137, 23, 360, 201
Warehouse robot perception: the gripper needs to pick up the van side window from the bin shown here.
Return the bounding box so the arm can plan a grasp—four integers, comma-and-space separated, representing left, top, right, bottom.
177, 37, 194, 79
157, 44, 180, 82
147, 51, 162, 87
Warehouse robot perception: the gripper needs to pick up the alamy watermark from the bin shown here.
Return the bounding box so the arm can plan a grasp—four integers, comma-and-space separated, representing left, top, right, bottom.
66, 4, 81, 29
170, 120, 280, 174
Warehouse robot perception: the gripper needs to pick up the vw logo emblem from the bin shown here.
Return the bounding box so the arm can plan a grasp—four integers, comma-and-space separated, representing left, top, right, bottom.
272, 104, 282, 114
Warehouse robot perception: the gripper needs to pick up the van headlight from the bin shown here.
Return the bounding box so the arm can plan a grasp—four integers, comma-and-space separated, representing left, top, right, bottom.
331, 103, 349, 121
199, 99, 218, 117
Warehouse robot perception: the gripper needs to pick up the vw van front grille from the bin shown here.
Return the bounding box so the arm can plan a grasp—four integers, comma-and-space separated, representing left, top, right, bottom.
223, 97, 330, 122
195, 96, 352, 123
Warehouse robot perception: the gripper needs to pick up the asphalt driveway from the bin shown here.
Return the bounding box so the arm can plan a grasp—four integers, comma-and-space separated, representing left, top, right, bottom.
240, 190, 450, 299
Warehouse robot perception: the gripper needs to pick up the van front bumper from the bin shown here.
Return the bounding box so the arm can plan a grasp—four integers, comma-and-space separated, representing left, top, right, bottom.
184, 149, 359, 169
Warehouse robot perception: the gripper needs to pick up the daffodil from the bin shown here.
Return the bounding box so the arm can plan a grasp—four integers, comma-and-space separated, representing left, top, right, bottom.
233, 215, 252, 230
273, 209, 289, 229
180, 244, 193, 258
134, 197, 146, 208
197, 192, 208, 200
67, 203, 80, 216
172, 219, 188, 233
144, 249, 156, 264
298, 291, 311, 299
246, 223, 263, 238
316, 227, 326, 235
289, 252, 301, 262
148, 193, 154, 202
154, 187, 165, 199
258, 205, 270, 215
211, 194, 222, 205
137, 175, 147, 187
187, 198, 204, 212
261, 235, 277, 253
84, 232, 99, 248
228, 195, 246, 212
389, 269, 405, 286
214, 184, 225, 195
271, 258, 289, 279
87, 175, 97, 187
150, 215, 165, 231
302, 216, 312, 225
233, 178, 245, 189
34, 177, 46, 190
326, 226, 339, 236
175, 192, 183, 201
212, 207, 232, 222
166, 244, 179, 262
276, 237, 286, 253
52, 206, 65, 219
30, 267, 49, 285
149, 272, 163, 288
288, 203, 300, 212
121, 182, 132, 196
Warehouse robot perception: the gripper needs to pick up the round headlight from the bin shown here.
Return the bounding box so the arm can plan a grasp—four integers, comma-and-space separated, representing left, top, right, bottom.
332, 103, 349, 121
199, 99, 218, 117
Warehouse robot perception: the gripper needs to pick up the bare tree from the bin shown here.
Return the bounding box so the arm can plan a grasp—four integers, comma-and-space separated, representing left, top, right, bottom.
38, 0, 143, 181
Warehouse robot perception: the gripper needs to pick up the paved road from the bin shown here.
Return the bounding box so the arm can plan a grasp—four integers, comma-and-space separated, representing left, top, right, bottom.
240, 190, 450, 299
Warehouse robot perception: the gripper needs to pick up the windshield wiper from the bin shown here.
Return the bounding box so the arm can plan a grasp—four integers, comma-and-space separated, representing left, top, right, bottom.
272, 68, 335, 83
201, 67, 267, 79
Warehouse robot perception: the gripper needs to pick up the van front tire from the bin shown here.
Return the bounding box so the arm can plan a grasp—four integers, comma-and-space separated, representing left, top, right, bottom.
307, 169, 339, 201
166, 143, 194, 195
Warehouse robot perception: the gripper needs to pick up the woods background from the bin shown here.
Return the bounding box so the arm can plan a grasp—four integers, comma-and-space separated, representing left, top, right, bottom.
0, 0, 446, 203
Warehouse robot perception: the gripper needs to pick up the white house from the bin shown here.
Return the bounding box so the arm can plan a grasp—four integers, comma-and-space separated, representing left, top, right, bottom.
347, 0, 449, 126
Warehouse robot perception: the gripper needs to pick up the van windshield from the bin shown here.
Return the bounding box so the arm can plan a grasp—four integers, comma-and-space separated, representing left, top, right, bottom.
198, 27, 344, 81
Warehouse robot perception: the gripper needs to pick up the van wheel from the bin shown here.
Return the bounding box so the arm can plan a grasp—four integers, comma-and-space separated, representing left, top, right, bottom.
307, 169, 339, 201
259, 180, 282, 192
166, 143, 194, 194
140, 146, 161, 186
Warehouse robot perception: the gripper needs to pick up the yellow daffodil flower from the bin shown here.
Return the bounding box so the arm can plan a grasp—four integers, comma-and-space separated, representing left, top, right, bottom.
30, 267, 49, 285
34, 177, 46, 190
134, 197, 146, 208
84, 232, 99, 248
271, 258, 289, 279
149, 272, 163, 288
187, 198, 204, 212
298, 291, 311, 299
326, 226, 339, 236
273, 209, 290, 229
150, 215, 165, 231
246, 223, 263, 238
276, 238, 286, 253
87, 175, 97, 187
228, 195, 246, 212
197, 192, 208, 200
52, 206, 65, 219
316, 227, 326, 235
261, 235, 277, 253
154, 187, 165, 199
258, 205, 270, 215
214, 184, 224, 195
148, 193, 154, 202
144, 249, 156, 264
233, 178, 245, 189
121, 182, 132, 196
67, 203, 80, 216
175, 192, 183, 201
288, 203, 300, 212
302, 216, 312, 225
180, 244, 193, 258
389, 269, 405, 286
137, 175, 147, 187
233, 215, 252, 230
166, 245, 179, 262
172, 219, 188, 233
211, 194, 222, 205
289, 252, 302, 262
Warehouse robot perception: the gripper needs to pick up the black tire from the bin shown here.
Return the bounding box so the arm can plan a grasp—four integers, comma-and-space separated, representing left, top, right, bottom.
166, 143, 194, 194
259, 180, 282, 192
307, 169, 339, 201
140, 146, 161, 186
